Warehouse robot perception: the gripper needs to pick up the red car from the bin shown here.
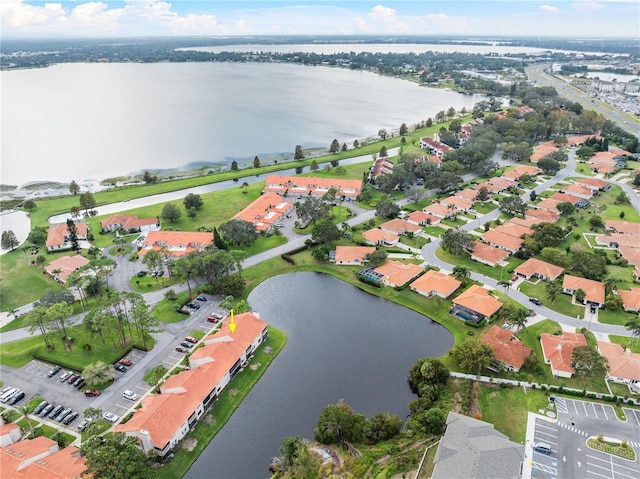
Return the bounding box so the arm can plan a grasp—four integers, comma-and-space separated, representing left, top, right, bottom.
184, 336, 198, 344
85, 389, 100, 397
175, 346, 187, 353
118, 358, 133, 367
511, 275, 519, 282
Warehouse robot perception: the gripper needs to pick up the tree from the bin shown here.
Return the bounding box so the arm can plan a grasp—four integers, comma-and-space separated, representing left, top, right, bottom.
314, 399, 366, 445
449, 340, 495, 374
537, 157, 561, 174
575, 288, 586, 303
69, 180, 80, 194
329, 139, 340, 154
379, 145, 388, 158
557, 201, 575, 216
45, 302, 74, 349
161, 203, 181, 223
378, 129, 388, 140
142, 250, 163, 281
511, 307, 530, 335
475, 186, 490, 202
441, 229, 474, 256
312, 220, 341, 246
128, 293, 160, 351
296, 197, 330, 226
82, 361, 116, 386
1, 230, 19, 251
571, 345, 609, 378
365, 249, 387, 268
545, 280, 561, 304
499, 196, 525, 216
142, 170, 157, 184
364, 412, 403, 443
310, 159, 319, 172
446, 106, 456, 118
497, 279, 512, 298
253, 155, 260, 168
81, 432, 155, 479
452, 265, 470, 282
399, 122, 408, 136
375, 198, 400, 219
425, 170, 462, 192
230, 160, 238, 171
183, 193, 203, 210
25, 306, 54, 349
589, 215, 605, 230
219, 219, 258, 247
23, 199, 37, 210
66, 218, 79, 252
79, 192, 96, 213
406, 187, 425, 205
294, 145, 305, 160
625, 316, 640, 345
172, 255, 197, 298
353, 139, 360, 148
533, 223, 565, 248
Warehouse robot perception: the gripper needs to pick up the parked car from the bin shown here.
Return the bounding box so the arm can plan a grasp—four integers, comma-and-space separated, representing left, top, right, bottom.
48, 405, 64, 419
62, 411, 79, 425
274, 223, 284, 228
7, 391, 25, 405
39, 404, 54, 418
186, 302, 200, 310
67, 374, 78, 384
55, 408, 71, 422
590, 303, 597, 314
207, 313, 223, 323
175, 346, 187, 353
85, 389, 100, 397
77, 419, 91, 431
118, 358, 133, 367
34, 400, 49, 415
184, 336, 198, 344
180, 341, 194, 349
511, 275, 519, 282
59, 371, 72, 382
114, 364, 128, 373
47, 366, 61, 378
72, 376, 84, 387
102, 412, 119, 423
196, 295, 207, 302
529, 298, 542, 306
123, 390, 139, 401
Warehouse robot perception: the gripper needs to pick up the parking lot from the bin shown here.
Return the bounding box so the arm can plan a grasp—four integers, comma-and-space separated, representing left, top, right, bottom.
555, 397, 616, 421
527, 415, 559, 479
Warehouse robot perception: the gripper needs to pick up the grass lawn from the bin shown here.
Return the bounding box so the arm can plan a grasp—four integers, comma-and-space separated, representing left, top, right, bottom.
518, 280, 585, 318
156, 326, 286, 479
0, 321, 153, 370
436, 248, 524, 281
473, 202, 497, 214
130, 275, 181, 293
423, 226, 447, 237
609, 335, 640, 354
399, 235, 429, 249
597, 308, 636, 326
478, 384, 549, 443
153, 291, 191, 323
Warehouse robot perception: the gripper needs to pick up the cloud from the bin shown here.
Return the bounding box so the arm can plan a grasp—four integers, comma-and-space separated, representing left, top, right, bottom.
570, 1, 605, 9
539, 5, 559, 12
353, 4, 409, 33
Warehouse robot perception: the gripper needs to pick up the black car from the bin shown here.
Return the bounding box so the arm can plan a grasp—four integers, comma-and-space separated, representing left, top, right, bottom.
590, 303, 597, 313
196, 295, 207, 302
8, 391, 25, 405
529, 298, 542, 306
114, 364, 128, 373
72, 376, 84, 387
62, 411, 79, 425
47, 365, 61, 378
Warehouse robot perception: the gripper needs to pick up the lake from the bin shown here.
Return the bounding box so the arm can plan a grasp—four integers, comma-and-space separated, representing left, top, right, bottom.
185, 272, 453, 478
1, 62, 485, 187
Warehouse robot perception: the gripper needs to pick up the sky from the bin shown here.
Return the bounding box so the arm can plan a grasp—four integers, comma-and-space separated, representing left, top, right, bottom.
1, 0, 638, 38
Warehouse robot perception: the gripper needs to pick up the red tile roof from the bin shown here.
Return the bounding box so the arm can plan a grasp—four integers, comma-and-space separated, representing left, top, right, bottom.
605, 220, 640, 236
531, 141, 559, 163
549, 192, 582, 205
264, 174, 362, 197
374, 260, 424, 287
453, 285, 503, 318
562, 274, 605, 304
139, 230, 213, 257
482, 229, 523, 252
481, 325, 532, 371
441, 196, 473, 211
45, 255, 90, 284
410, 270, 462, 298
514, 258, 564, 280
19, 446, 86, 479
363, 228, 399, 245
471, 242, 510, 266
233, 191, 293, 232
619, 247, 640, 269
101, 214, 158, 231
424, 203, 454, 218
334, 246, 376, 264
454, 188, 479, 201
597, 233, 640, 248
380, 218, 421, 234
618, 288, 640, 312
407, 210, 440, 225
597, 341, 640, 382
46, 222, 88, 248
561, 184, 594, 198
525, 208, 559, 223
540, 332, 587, 375
574, 178, 609, 190
494, 222, 533, 239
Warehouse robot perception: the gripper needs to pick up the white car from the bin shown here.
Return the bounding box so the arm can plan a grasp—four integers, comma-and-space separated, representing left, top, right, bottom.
123, 390, 139, 401
103, 412, 120, 423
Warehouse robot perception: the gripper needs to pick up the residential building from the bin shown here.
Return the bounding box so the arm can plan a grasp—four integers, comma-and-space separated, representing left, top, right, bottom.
482, 229, 523, 254
233, 191, 294, 232
440, 196, 473, 212
44, 255, 90, 284
423, 203, 456, 219
540, 332, 587, 378
562, 274, 605, 307
454, 188, 480, 201
474, 182, 504, 194
535, 199, 561, 213
46, 221, 88, 252
470, 242, 510, 267
525, 208, 559, 223
493, 222, 533, 239
0, 424, 21, 448
481, 325, 532, 372
370, 157, 394, 179
362, 228, 399, 246
0, 437, 65, 477
509, 217, 542, 228
618, 288, 640, 312
332, 246, 376, 266
379, 218, 421, 236
549, 192, 589, 208
488, 176, 518, 190
13, 445, 87, 479
138, 230, 213, 257
431, 412, 524, 479
567, 134, 603, 146
619, 247, 640, 269
406, 210, 440, 226
514, 258, 564, 281
560, 184, 595, 199
451, 285, 503, 323
116, 312, 268, 458
604, 220, 640, 236
530, 141, 559, 163
101, 214, 159, 233
596, 233, 640, 249
410, 270, 462, 299
597, 342, 640, 394
573, 177, 610, 191
373, 260, 424, 288
420, 136, 452, 158
263, 174, 362, 199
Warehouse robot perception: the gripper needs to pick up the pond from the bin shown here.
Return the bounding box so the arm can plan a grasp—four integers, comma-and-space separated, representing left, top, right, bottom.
185, 271, 453, 478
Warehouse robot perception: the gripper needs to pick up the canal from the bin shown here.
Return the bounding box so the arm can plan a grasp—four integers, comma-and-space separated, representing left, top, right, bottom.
185, 272, 453, 478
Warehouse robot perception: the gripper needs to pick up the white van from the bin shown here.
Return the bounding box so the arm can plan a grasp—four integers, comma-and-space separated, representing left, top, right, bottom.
532, 442, 552, 454
0, 388, 19, 403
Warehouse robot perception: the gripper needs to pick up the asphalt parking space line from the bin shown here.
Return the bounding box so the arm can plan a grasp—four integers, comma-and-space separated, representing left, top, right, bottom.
611, 460, 640, 474
536, 423, 557, 433
612, 468, 638, 479
626, 408, 640, 426
585, 468, 612, 479
591, 402, 599, 418
133, 385, 147, 392
601, 404, 609, 420
581, 400, 588, 416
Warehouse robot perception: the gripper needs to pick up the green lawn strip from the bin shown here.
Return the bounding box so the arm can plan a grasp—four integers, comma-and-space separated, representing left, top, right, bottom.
608, 335, 640, 354
153, 291, 192, 323
0, 322, 153, 370
607, 382, 632, 398
597, 308, 636, 326
16, 416, 40, 433
130, 275, 181, 293
399, 235, 428, 249
28, 424, 76, 447
423, 226, 446, 237
518, 281, 585, 318
436, 248, 524, 281
107, 245, 132, 256
478, 384, 549, 443
472, 202, 497, 214
156, 327, 286, 479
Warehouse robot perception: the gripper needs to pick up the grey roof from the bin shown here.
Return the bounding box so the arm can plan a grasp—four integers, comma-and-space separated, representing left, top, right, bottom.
432, 412, 524, 479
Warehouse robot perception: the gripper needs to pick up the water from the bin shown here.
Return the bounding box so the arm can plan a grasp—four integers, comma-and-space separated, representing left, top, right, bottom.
1, 62, 486, 187
185, 272, 453, 478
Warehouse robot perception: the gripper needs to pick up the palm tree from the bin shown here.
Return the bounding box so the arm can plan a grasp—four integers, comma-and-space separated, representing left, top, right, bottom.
51, 268, 62, 282
19, 405, 35, 436
511, 307, 530, 336
452, 266, 470, 282
497, 279, 512, 297
625, 315, 640, 345
546, 280, 561, 304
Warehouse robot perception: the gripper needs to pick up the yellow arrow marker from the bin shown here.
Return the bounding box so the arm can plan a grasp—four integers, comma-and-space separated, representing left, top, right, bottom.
229, 309, 236, 333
